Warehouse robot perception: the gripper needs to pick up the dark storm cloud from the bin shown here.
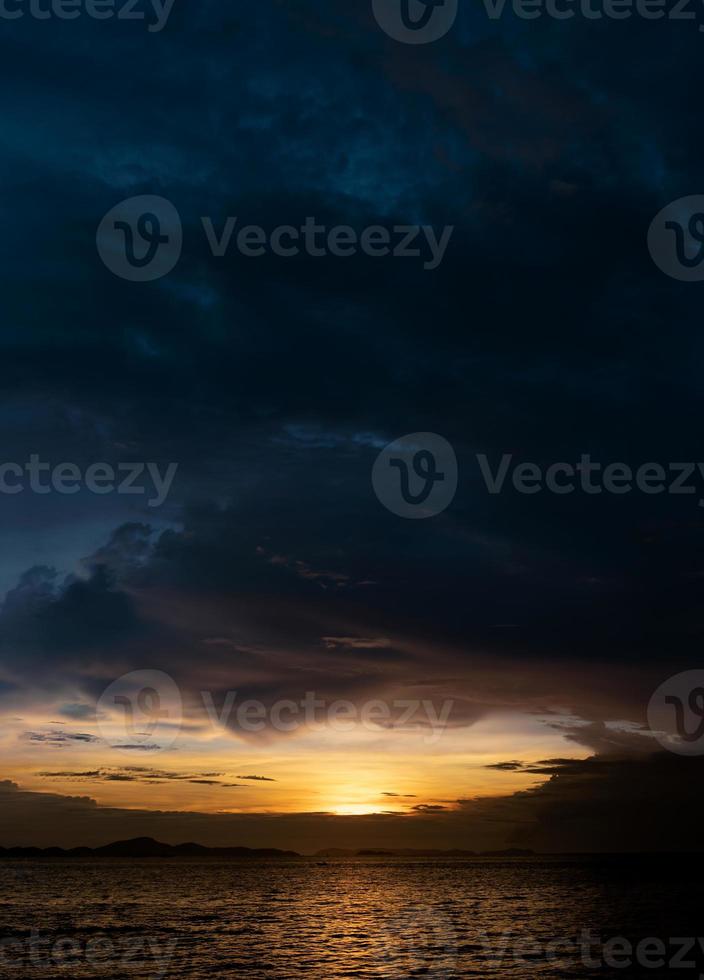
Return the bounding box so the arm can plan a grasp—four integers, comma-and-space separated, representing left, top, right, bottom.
0, 561, 141, 671
1, 0, 704, 827
498, 752, 704, 853
546, 720, 657, 756
0, 514, 681, 743
0, 501, 687, 753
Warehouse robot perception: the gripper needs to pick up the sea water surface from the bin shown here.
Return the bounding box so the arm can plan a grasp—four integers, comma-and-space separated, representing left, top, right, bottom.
0, 857, 700, 978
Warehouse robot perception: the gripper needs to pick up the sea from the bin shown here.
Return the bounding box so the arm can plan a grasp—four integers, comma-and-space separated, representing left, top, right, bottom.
0, 856, 700, 978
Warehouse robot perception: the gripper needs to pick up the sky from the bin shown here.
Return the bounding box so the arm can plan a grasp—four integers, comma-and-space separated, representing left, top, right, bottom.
1, 0, 704, 852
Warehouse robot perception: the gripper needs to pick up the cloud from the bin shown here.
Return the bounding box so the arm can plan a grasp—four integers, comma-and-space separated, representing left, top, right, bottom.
111, 744, 162, 751
3, 564, 140, 661
547, 720, 657, 756
459, 753, 704, 853
35, 768, 241, 788
23, 731, 99, 745
37, 771, 102, 779
0, 513, 673, 750
322, 637, 392, 650
56, 703, 97, 721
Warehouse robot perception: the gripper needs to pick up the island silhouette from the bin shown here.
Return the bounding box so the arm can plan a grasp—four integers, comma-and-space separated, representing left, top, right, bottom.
0, 837, 536, 859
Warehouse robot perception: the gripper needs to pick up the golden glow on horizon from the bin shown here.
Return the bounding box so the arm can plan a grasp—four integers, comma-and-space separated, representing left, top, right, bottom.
0, 707, 589, 816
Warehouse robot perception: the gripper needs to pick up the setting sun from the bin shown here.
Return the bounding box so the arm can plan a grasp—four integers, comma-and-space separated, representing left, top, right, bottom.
330, 803, 388, 816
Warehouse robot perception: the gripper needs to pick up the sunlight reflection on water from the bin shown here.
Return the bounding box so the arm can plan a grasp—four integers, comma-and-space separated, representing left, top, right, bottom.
0, 858, 698, 978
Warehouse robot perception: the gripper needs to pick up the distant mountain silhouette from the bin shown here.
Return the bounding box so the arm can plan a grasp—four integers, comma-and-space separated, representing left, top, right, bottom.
0, 837, 539, 859
0, 836, 300, 859
314, 847, 535, 857
355, 848, 478, 857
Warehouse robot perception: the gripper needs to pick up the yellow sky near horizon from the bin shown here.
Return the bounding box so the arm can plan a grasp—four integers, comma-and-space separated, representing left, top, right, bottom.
1, 707, 587, 816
